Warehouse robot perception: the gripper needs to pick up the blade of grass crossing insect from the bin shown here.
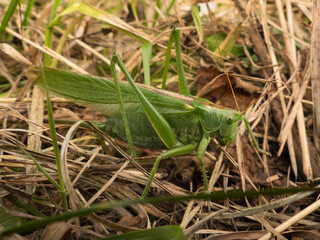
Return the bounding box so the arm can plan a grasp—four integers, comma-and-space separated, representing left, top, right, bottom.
0, 0, 19, 40
142, 42, 152, 86
42, 1, 65, 207
111, 57, 136, 157
173, 28, 190, 96
113, 53, 177, 149
191, 4, 203, 42
161, 29, 175, 89
2, 186, 318, 236
40, 68, 68, 211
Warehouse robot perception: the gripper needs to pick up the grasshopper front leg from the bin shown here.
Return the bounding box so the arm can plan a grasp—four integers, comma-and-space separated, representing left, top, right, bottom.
110, 57, 136, 157
243, 117, 271, 156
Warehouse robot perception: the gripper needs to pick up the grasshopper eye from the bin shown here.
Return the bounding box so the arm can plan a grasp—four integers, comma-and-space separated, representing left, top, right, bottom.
227, 115, 233, 121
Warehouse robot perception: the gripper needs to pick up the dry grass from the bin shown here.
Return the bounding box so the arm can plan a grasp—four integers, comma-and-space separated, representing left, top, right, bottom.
0, 0, 319, 239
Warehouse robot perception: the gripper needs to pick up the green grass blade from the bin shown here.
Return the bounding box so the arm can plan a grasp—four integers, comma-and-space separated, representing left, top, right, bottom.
50, 15, 84, 68
111, 56, 136, 157
142, 42, 152, 86
19, 147, 61, 190
100, 225, 184, 240
44, 0, 62, 66
173, 28, 190, 96
5, 194, 47, 218
0, 206, 23, 229
161, 29, 175, 89
49, 1, 151, 43
1, 186, 318, 236
22, 0, 36, 26
191, 4, 203, 42
39, 68, 68, 211
130, 0, 139, 22
213, 25, 241, 59
167, 0, 176, 13
152, 0, 161, 26
0, 0, 19, 40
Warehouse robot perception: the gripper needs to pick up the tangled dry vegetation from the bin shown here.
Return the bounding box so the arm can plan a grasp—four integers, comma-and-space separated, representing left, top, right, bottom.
0, 0, 319, 239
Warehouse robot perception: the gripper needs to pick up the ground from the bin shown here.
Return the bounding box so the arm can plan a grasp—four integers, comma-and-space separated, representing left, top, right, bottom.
0, 1, 319, 239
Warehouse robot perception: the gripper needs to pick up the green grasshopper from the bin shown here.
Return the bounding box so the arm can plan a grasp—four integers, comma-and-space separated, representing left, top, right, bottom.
27, 31, 267, 198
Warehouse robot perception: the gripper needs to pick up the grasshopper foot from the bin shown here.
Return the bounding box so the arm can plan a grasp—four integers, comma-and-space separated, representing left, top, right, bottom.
258, 148, 272, 157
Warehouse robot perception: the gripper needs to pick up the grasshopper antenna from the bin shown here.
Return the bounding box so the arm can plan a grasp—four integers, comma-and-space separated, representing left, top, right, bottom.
205, 0, 240, 111
240, 77, 307, 115
241, 91, 269, 115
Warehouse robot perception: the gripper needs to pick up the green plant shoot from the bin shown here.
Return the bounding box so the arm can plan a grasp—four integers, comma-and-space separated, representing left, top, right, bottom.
27, 31, 268, 198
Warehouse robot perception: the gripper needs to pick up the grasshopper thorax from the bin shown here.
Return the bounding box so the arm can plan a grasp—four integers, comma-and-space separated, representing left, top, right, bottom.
192, 98, 244, 147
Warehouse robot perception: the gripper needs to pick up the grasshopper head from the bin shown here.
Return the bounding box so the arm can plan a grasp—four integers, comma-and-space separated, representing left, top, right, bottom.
192, 99, 244, 147
216, 111, 243, 147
